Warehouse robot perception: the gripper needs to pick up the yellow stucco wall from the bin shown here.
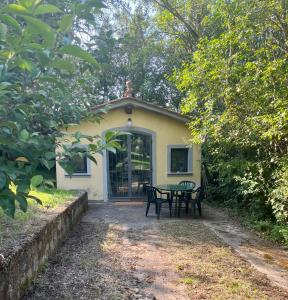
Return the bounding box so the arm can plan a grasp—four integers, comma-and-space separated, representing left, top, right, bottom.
56, 106, 201, 200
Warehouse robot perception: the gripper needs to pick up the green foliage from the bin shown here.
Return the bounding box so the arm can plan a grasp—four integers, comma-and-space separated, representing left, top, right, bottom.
73, 0, 184, 108
60, 45, 98, 66
168, 0, 288, 231
57, 130, 123, 175
153, 0, 208, 53
251, 221, 288, 246
31, 175, 44, 187
270, 157, 288, 223
0, 0, 120, 218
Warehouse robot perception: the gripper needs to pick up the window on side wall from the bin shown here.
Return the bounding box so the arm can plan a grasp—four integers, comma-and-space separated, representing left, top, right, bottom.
167, 145, 192, 175
73, 153, 88, 174
64, 145, 91, 176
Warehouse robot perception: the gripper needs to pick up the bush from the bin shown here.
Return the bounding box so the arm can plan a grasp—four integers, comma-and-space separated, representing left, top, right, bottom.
204, 145, 288, 246
269, 157, 288, 223
270, 226, 288, 244
252, 221, 288, 245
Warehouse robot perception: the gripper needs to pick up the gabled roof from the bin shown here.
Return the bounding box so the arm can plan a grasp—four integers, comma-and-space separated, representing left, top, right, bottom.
92, 97, 189, 123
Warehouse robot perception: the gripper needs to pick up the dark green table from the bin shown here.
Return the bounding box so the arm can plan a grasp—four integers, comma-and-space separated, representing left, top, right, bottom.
157, 184, 194, 216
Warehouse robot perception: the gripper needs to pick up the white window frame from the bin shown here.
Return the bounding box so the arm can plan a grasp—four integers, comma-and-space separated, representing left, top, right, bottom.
64, 144, 91, 176
167, 145, 192, 175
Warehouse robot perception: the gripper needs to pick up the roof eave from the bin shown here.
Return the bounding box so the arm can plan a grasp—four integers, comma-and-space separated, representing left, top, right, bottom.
91, 98, 190, 123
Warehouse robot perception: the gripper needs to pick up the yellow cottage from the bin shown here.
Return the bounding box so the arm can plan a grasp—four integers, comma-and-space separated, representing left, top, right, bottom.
56, 97, 201, 201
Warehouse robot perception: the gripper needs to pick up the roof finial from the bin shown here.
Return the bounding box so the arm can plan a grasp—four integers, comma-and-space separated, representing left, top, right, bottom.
123, 80, 133, 97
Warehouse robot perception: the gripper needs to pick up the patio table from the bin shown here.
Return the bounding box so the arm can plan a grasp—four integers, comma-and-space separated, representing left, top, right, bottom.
156, 184, 195, 216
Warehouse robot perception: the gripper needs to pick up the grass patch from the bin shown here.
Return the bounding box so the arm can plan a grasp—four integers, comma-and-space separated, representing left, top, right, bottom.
28, 188, 75, 209
176, 263, 184, 271
225, 279, 261, 298
179, 277, 199, 285
159, 219, 285, 299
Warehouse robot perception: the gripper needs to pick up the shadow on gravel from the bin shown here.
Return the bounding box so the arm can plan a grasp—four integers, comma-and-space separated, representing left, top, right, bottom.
22, 202, 288, 300
22, 220, 145, 300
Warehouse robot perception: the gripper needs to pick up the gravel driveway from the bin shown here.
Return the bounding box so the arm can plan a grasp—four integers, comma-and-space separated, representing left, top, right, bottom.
23, 202, 288, 300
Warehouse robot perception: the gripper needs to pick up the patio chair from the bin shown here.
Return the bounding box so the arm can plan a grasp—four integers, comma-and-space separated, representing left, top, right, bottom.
145, 186, 172, 219
190, 186, 204, 216
179, 180, 196, 188
177, 181, 196, 215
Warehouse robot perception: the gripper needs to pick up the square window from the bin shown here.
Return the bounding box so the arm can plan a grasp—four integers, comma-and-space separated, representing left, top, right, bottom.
64, 145, 90, 176
168, 145, 192, 174
73, 154, 88, 174
171, 148, 188, 173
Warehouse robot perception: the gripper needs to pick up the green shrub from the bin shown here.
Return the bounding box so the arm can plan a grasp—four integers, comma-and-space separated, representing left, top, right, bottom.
269, 157, 288, 223
270, 225, 288, 244
253, 220, 273, 233
204, 145, 288, 246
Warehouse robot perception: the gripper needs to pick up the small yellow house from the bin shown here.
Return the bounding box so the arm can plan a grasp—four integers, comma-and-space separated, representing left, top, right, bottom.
56, 97, 201, 201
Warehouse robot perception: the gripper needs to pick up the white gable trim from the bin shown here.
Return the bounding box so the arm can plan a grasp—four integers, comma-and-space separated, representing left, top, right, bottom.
92, 97, 189, 123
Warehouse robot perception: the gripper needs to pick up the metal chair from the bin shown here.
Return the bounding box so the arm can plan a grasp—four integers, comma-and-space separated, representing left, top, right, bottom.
191, 186, 204, 216
145, 186, 172, 219
179, 180, 196, 190
177, 181, 196, 216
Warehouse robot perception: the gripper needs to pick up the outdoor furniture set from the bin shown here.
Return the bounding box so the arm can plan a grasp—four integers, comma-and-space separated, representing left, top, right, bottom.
145, 181, 204, 219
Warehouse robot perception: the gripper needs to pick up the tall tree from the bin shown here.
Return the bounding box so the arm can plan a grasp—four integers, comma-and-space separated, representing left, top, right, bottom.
0, 0, 119, 217
173, 0, 288, 223
76, 0, 184, 108
153, 0, 208, 52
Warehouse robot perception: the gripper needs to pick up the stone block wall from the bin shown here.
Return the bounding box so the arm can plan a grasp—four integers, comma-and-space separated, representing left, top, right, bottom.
0, 191, 88, 300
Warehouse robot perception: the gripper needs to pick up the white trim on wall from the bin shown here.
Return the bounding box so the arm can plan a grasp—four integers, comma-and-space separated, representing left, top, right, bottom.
167, 144, 193, 175
92, 97, 189, 123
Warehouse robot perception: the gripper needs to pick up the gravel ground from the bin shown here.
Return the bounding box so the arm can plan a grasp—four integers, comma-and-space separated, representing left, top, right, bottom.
23, 202, 288, 300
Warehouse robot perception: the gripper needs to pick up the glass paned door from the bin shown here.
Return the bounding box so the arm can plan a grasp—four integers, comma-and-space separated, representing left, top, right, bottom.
131, 133, 152, 197
108, 132, 152, 199
108, 135, 129, 198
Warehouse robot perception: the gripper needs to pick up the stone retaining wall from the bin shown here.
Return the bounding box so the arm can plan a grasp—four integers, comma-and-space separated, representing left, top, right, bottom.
0, 191, 88, 300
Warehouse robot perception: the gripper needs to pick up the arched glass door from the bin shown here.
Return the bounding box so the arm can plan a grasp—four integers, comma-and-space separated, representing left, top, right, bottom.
108, 131, 152, 199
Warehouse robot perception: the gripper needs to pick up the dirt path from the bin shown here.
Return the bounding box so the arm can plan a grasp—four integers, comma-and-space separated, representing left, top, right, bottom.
23, 202, 288, 300
202, 205, 288, 291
